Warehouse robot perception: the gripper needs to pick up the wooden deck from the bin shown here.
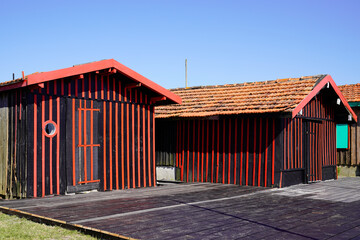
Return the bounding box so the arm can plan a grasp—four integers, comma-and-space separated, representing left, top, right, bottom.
1, 177, 360, 239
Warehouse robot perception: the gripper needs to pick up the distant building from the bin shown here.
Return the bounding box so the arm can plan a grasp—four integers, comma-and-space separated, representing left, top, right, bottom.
156, 75, 356, 187
338, 84, 360, 175
0, 59, 181, 199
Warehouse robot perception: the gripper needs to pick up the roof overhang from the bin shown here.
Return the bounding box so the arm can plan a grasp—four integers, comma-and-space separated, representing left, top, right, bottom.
0, 59, 181, 105
292, 75, 357, 122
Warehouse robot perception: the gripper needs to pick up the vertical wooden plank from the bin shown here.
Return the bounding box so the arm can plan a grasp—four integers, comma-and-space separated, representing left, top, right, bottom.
197, 120, 200, 182
152, 107, 156, 187
264, 118, 268, 187
206, 120, 209, 182
240, 118, 244, 185
357, 121, 360, 165
0, 94, 9, 196
228, 118, 231, 184
233, 119, 237, 184
72, 99, 76, 186
351, 125, 356, 165
222, 119, 225, 184
216, 120, 219, 183
187, 120, 190, 182
253, 118, 257, 186
246, 118, 249, 186
211, 120, 214, 183
272, 118, 275, 185
103, 102, 107, 190
258, 118, 262, 187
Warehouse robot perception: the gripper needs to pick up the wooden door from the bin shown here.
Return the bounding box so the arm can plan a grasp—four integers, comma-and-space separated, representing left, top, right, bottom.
66, 99, 101, 193
304, 120, 323, 183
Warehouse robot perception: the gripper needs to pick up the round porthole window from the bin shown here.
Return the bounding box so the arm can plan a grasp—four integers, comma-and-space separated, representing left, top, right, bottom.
43, 120, 58, 138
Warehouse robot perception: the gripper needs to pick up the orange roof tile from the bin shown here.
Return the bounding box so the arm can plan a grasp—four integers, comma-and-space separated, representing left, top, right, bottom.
156, 75, 326, 118
339, 84, 360, 103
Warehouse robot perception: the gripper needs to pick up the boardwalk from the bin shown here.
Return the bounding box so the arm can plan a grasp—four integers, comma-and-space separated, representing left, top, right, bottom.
1, 177, 360, 239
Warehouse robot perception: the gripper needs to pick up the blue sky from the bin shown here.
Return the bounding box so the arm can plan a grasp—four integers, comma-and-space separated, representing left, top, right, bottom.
0, 0, 359, 89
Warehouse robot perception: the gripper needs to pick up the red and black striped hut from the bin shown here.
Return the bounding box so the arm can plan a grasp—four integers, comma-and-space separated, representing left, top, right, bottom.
155, 75, 356, 188
0, 59, 181, 199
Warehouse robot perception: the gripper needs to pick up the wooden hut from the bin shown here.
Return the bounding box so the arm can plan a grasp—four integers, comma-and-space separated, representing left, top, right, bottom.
155, 75, 356, 188
0, 59, 181, 199
337, 84, 360, 172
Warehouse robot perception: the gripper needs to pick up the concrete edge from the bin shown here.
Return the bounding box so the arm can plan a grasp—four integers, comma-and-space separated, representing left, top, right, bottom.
0, 206, 136, 240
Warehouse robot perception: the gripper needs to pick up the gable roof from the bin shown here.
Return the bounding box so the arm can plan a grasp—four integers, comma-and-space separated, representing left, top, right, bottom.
338, 84, 360, 103
156, 74, 357, 122
0, 59, 181, 105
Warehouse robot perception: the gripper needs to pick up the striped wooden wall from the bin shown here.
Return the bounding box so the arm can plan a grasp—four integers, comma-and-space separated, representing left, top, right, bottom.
0, 89, 27, 199
337, 108, 360, 166
157, 117, 280, 187
25, 72, 157, 197
156, 94, 338, 187
299, 95, 337, 182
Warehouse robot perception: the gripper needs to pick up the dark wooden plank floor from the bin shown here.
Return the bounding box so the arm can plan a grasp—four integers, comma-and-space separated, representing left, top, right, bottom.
1, 178, 360, 239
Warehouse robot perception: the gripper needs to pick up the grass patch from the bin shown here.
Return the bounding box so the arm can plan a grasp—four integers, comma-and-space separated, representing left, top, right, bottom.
0, 212, 97, 240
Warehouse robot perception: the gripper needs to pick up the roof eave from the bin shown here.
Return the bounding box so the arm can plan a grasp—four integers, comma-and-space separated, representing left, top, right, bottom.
292, 75, 357, 122
0, 59, 182, 105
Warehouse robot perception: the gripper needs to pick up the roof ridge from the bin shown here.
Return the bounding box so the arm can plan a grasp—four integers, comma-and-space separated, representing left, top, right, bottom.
169, 75, 325, 91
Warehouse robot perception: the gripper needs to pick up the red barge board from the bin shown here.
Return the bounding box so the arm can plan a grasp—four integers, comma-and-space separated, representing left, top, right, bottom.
155, 75, 356, 187
0, 59, 181, 199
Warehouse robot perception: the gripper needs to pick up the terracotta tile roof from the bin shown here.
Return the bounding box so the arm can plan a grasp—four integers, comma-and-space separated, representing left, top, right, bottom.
0, 78, 24, 87
338, 84, 360, 103
156, 75, 326, 118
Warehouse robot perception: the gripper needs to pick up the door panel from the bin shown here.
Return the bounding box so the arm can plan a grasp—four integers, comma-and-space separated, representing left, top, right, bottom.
304, 120, 323, 183
66, 99, 101, 193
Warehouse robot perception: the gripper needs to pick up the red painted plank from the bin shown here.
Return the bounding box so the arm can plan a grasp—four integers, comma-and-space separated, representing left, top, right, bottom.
137, 91, 141, 188
132, 92, 135, 188
49, 96, 53, 195
253, 118, 256, 186
152, 107, 156, 186
103, 102, 107, 190
101, 76, 104, 100
234, 119, 237, 184
211, 120, 214, 183
258, 118, 262, 187
147, 104, 151, 186
228, 119, 231, 184
240, 119, 243, 185
206, 120, 209, 182
216, 120, 219, 183
197, 120, 200, 182
142, 94, 146, 187
115, 101, 119, 189
264, 118, 268, 187
182, 121, 185, 181
300, 119, 303, 168
84, 100, 88, 183
33, 95, 37, 197
246, 118, 249, 186
202, 120, 205, 182
107, 76, 110, 100
95, 75, 98, 99
188, 121, 190, 182
41, 95, 45, 197
222, 119, 225, 184
72, 99, 75, 186
90, 102, 94, 181
193, 120, 196, 182
88, 73, 91, 98
56, 96, 60, 195
109, 101, 113, 190
272, 119, 275, 185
